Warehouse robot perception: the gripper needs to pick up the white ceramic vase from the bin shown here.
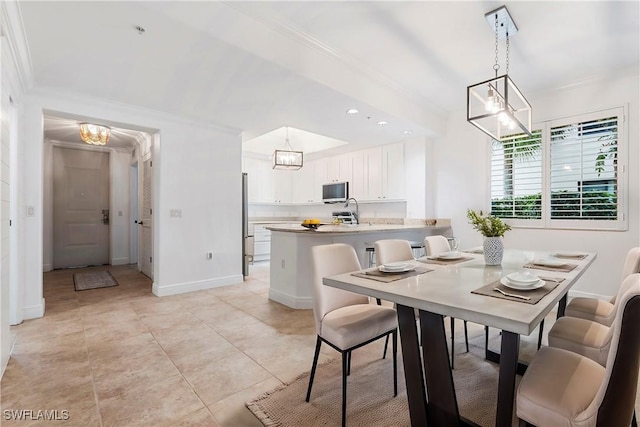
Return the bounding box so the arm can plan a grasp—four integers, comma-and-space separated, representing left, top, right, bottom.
483, 236, 504, 265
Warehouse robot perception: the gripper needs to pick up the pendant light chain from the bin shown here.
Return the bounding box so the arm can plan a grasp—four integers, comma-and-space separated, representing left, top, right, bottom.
505, 31, 510, 75
493, 14, 500, 77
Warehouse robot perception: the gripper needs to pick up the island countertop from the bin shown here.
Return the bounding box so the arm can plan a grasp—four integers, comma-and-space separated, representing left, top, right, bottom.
265, 223, 451, 235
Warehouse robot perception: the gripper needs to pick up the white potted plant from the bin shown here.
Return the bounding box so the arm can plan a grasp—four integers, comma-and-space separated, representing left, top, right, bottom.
466, 209, 511, 265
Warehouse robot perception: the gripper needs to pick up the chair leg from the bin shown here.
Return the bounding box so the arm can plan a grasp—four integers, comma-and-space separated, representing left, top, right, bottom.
376, 298, 390, 359
306, 336, 322, 402
392, 329, 398, 397
632, 409, 637, 427
463, 320, 469, 352
450, 316, 455, 369
342, 351, 348, 427
347, 351, 351, 376
537, 319, 545, 350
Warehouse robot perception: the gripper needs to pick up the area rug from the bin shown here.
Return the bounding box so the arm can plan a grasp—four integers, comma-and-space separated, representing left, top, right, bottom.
73, 270, 119, 291
246, 331, 540, 427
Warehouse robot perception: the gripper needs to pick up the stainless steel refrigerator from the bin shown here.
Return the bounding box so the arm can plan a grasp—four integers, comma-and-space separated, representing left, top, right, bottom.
242, 173, 253, 278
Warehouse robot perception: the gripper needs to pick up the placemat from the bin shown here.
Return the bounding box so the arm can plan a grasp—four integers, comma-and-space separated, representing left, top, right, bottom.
523, 262, 577, 272
351, 267, 433, 283
417, 256, 475, 266
471, 277, 564, 305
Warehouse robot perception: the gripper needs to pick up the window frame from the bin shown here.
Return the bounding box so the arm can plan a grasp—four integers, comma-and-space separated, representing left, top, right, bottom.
489, 106, 627, 231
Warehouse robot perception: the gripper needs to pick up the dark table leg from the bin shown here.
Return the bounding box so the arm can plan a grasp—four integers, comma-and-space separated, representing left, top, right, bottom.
420, 310, 461, 427
495, 331, 520, 427
556, 294, 568, 319
396, 304, 429, 427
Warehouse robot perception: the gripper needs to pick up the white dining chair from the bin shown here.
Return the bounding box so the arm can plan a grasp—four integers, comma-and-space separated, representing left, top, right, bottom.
306, 243, 398, 427
563, 247, 640, 326
517, 274, 640, 427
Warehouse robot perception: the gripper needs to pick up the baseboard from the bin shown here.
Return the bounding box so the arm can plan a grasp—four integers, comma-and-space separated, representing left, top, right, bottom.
110, 257, 130, 266
567, 289, 610, 301
22, 298, 45, 320
152, 274, 244, 297
268, 288, 312, 309
42, 263, 52, 272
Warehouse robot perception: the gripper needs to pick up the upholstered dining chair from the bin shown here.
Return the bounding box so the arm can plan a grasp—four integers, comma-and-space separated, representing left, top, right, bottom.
547, 267, 640, 367
564, 247, 640, 326
306, 243, 398, 427
516, 273, 640, 427
421, 235, 470, 368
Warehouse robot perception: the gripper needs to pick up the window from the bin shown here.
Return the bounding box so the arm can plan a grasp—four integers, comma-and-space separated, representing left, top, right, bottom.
490, 107, 626, 230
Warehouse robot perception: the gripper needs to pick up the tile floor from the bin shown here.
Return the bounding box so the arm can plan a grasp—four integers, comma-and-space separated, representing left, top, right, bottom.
1, 262, 637, 426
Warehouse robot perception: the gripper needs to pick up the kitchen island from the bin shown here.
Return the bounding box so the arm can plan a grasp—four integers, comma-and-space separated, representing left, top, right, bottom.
265, 223, 453, 308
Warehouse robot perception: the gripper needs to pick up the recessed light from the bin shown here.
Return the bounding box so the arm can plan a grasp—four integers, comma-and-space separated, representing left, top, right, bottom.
346, 108, 359, 115
403, 130, 414, 135
377, 121, 388, 126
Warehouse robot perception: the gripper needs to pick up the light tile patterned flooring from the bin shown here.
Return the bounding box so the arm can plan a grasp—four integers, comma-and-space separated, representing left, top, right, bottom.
1, 262, 638, 426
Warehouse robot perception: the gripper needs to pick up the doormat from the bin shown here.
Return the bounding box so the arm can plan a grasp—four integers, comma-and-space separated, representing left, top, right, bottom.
73, 270, 119, 291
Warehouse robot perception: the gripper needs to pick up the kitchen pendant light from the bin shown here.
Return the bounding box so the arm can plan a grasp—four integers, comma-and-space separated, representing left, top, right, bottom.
273, 127, 303, 170
79, 123, 110, 145
467, 5, 532, 140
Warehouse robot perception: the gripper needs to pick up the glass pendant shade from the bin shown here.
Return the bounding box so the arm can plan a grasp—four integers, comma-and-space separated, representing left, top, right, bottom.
79, 123, 110, 145
467, 74, 532, 140
273, 149, 303, 170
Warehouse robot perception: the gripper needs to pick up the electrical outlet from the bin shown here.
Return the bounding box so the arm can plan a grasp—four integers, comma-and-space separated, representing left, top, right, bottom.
206, 252, 213, 260
170, 209, 182, 218
26, 206, 35, 217
281, 259, 285, 269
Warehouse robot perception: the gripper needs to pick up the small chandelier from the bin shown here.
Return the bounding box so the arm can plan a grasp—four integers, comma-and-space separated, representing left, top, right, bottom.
79, 123, 110, 145
467, 5, 532, 140
273, 127, 303, 170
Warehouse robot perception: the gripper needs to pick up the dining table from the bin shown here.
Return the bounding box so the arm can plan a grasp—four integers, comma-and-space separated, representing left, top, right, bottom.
323, 248, 597, 427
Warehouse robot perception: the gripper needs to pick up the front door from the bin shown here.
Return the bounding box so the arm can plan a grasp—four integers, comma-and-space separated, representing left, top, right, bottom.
53, 146, 110, 268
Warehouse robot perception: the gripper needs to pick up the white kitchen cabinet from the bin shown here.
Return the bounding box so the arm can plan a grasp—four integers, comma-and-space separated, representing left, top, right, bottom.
363, 143, 405, 201
253, 225, 271, 262
350, 151, 366, 200
272, 169, 292, 203
326, 153, 352, 184
244, 157, 273, 203
293, 160, 316, 203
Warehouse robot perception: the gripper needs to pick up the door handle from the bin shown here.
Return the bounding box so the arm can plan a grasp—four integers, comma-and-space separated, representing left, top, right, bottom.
138, 221, 144, 225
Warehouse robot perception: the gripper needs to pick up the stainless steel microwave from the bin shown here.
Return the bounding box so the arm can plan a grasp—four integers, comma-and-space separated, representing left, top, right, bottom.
322, 182, 349, 203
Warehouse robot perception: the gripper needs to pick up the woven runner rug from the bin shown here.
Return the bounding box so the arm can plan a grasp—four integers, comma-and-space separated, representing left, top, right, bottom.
247, 331, 540, 427
73, 270, 119, 291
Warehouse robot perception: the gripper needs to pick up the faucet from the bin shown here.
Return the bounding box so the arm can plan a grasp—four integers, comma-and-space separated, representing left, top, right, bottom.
344, 198, 359, 224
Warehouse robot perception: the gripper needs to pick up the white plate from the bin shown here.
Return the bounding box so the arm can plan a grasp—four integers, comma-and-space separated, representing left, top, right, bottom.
552, 251, 587, 257
532, 258, 566, 267
500, 277, 545, 291
436, 251, 463, 260
379, 265, 415, 273
506, 272, 539, 285
382, 262, 410, 270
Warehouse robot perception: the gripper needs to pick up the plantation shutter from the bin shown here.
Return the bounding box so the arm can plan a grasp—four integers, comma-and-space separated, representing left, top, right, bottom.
490, 130, 543, 219
549, 115, 619, 220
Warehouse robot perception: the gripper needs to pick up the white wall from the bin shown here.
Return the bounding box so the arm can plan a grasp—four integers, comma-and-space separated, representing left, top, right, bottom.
17, 89, 243, 318
435, 71, 640, 299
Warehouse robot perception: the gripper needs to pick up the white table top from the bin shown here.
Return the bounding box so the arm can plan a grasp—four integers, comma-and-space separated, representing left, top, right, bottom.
323, 249, 597, 336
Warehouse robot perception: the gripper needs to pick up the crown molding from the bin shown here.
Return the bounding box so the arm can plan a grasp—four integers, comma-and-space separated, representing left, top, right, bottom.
1, 1, 34, 95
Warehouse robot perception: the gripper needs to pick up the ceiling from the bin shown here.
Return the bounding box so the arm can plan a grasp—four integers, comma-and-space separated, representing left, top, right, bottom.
17, 1, 640, 155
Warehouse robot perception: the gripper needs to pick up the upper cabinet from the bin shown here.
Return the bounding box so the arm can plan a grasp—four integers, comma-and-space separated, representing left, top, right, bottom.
243, 142, 405, 204
363, 143, 405, 201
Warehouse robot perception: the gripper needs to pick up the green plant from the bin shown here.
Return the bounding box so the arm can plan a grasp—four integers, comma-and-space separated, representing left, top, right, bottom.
466, 209, 511, 237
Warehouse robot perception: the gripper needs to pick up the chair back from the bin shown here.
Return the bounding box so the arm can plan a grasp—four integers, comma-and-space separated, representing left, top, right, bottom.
374, 239, 414, 265
607, 247, 640, 305
310, 244, 369, 335
580, 273, 640, 426
424, 235, 451, 256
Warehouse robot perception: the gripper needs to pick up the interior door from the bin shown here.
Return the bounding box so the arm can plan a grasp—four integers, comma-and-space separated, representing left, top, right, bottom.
139, 156, 153, 279
53, 146, 109, 268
